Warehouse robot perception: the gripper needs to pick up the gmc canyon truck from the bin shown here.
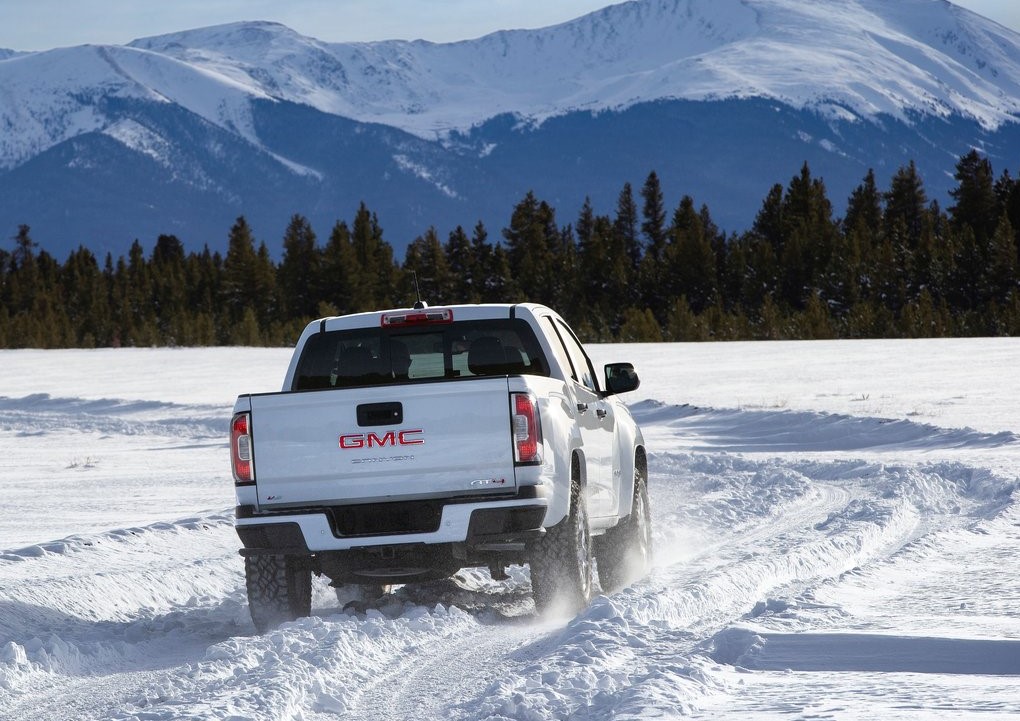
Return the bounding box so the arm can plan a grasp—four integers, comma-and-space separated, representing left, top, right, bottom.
231, 303, 649, 630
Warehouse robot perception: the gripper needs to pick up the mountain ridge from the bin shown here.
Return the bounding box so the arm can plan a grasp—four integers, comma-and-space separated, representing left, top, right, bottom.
124, 0, 1020, 136
2, 0, 1020, 257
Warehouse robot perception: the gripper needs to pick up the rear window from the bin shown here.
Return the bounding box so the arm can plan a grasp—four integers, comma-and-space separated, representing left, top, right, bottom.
292, 319, 549, 391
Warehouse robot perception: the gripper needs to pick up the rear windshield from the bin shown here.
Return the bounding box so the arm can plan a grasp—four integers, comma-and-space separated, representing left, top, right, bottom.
292, 318, 549, 391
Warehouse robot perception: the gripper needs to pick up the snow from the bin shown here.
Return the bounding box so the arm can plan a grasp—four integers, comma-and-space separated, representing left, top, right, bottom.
1, 337, 1018, 719
4, 0, 1020, 170
120, 0, 1020, 138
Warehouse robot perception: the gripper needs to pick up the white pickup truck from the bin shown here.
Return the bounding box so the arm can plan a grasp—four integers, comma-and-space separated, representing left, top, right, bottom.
231, 302, 649, 630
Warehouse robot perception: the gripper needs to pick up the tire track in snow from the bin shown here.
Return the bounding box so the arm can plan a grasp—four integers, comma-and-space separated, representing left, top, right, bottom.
0, 514, 249, 720
335, 616, 544, 721
4, 399, 1016, 720
329, 453, 882, 721
454, 451, 985, 720
0, 394, 226, 439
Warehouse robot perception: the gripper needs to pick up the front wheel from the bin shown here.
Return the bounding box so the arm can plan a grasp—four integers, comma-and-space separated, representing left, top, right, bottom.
245, 554, 312, 633
596, 462, 652, 591
529, 469, 594, 616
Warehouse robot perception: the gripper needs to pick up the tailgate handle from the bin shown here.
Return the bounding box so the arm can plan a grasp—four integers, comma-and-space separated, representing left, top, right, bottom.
357, 402, 403, 427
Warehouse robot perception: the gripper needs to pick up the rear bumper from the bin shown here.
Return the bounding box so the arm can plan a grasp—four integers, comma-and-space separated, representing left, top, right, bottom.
236, 496, 548, 554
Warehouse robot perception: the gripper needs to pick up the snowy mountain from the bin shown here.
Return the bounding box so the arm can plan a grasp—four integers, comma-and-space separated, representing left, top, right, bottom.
127, 0, 1020, 137
2, 0, 1020, 257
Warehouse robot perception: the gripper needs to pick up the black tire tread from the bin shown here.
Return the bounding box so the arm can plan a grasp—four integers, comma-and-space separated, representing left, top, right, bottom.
245, 554, 312, 632
596, 460, 652, 592
529, 462, 593, 615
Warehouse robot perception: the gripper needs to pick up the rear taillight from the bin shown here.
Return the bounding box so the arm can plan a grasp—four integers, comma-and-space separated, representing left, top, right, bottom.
512, 393, 542, 465
231, 412, 254, 485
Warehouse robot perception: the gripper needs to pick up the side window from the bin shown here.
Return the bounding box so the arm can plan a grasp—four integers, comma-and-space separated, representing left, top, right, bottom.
544, 317, 575, 382
546, 318, 600, 393
559, 321, 599, 392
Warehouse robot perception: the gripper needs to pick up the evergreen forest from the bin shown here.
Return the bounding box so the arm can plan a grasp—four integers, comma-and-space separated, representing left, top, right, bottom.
1, 150, 1019, 348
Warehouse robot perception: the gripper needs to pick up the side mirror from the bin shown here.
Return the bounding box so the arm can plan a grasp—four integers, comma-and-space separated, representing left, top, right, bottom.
604, 362, 640, 395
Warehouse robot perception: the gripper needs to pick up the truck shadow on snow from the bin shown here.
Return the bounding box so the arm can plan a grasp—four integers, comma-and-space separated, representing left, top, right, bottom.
320, 571, 538, 624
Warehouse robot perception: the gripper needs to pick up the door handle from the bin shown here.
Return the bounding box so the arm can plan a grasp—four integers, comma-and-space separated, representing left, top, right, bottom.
577, 402, 589, 413
596, 408, 608, 420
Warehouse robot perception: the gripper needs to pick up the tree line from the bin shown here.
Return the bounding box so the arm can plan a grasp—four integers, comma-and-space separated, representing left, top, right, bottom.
1, 149, 1018, 348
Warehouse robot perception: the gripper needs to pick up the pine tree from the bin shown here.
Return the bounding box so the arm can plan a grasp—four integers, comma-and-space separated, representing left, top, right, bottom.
639, 172, 666, 264
503, 191, 559, 304
184, 246, 222, 344
910, 205, 952, 305
872, 232, 908, 315
665, 296, 708, 341
617, 307, 662, 342
615, 182, 643, 308
577, 213, 628, 337
403, 227, 453, 304
755, 294, 785, 340
470, 221, 515, 302
995, 169, 1020, 248
351, 203, 397, 310
843, 169, 883, 242
615, 182, 641, 267
796, 291, 834, 339
484, 242, 516, 302
320, 220, 360, 315
752, 183, 786, 254
773, 163, 838, 310
986, 215, 1018, 305
552, 224, 580, 319
743, 234, 782, 314
8, 224, 39, 317
61, 246, 110, 346
26, 249, 73, 347
442, 226, 477, 304
664, 196, 717, 314
821, 225, 863, 316
221, 217, 276, 341
150, 234, 188, 344
884, 161, 927, 249
278, 214, 321, 321
253, 241, 279, 338
122, 240, 157, 345
949, 149, 998, 246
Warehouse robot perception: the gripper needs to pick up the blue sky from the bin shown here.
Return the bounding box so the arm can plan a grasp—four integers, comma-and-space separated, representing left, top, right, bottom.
1, 0, 1018, 51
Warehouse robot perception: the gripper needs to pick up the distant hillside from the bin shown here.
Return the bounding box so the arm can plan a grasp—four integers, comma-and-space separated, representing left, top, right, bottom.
1, 0, 1019, 257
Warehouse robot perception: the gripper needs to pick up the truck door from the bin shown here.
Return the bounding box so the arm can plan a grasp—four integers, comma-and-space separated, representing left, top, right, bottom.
545, 318, 616, 518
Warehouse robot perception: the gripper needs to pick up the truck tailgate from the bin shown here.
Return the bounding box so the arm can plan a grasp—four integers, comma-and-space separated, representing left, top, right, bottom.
248, 378, 518, 508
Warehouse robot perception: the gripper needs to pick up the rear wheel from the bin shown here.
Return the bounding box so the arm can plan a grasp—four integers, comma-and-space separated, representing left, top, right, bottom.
245, 554, 312, 633
529, 459, 594, 615
596, 459, 652, 591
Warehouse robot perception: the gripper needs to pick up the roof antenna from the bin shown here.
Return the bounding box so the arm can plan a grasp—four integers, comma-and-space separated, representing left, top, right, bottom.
412, 271, 428, 309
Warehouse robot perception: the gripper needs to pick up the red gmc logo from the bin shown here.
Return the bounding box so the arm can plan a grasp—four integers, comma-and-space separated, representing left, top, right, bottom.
339, 429, 425, 449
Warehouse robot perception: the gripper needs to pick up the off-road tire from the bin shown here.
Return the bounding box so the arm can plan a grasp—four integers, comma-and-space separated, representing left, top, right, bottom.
596, 459, 652, 591
529, 460, 594, 615
245, 554, 312, 632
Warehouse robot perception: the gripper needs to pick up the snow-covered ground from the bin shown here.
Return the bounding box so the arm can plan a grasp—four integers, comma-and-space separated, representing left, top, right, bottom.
1, 338, 1018, 720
